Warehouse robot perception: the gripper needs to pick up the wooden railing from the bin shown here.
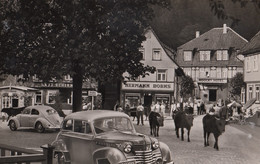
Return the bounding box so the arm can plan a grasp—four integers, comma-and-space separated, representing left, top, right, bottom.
0, 143, 54, 164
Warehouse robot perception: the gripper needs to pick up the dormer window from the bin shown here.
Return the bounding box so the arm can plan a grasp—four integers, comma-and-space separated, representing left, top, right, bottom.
200, 51, 210, 61
216, 50, 228, 60
184, 51, 192, 61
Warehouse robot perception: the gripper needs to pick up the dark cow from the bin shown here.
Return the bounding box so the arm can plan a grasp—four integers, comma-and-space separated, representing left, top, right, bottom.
174, 111, 194, 142
149, 111, 164, 137
202, 114, 227, 150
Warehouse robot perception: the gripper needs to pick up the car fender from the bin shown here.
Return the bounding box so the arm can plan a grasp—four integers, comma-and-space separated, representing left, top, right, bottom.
159, 141, 173, 163
93, 147, 126, 164
34, 118, 51, 128
8, 117, 21, 128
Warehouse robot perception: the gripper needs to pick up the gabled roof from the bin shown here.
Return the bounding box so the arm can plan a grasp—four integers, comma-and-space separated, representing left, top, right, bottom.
145, 28, 184, 76
240, 31, 260, 55
178, 26, 248, 50
0, 86, 38, 91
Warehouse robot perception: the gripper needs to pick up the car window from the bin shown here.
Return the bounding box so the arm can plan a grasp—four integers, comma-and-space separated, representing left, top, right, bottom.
46, 109, 57, 115
93, 117, 134, 134
74, 120, 92, 134
31, 109, 39, 115
63, 119, 73, 131
22, 108, 31, 114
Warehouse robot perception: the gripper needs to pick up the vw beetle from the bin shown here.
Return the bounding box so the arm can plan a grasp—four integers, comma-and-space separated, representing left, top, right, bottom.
8, 105, 61, 133
52, 110, 174, 164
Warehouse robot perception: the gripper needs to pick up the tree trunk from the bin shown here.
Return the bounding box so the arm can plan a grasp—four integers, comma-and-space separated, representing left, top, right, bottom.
72, 65, 83, 112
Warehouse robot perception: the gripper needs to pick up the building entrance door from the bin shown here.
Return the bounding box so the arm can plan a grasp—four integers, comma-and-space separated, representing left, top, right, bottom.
144, 95, 152, 107
209, 89, 217, 102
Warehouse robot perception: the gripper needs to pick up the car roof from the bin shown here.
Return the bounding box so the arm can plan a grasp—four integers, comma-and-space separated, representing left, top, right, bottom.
64, 110, 130, 122
26, 105, 54, 111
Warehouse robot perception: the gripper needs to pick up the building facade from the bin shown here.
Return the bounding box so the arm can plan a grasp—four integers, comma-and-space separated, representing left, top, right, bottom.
176, 24, 247, 103
241, 31, 260, 111
120, 29, 183, 113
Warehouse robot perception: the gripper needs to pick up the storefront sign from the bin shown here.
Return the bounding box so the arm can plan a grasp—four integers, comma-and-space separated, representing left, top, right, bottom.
34, 82, 73, 88
122, 82, 173, 91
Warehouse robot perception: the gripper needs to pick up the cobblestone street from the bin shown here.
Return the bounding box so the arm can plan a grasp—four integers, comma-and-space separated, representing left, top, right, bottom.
134, 114, 260, 164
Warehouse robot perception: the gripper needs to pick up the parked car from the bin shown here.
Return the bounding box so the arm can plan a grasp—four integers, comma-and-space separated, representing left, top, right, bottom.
52, 110, 174, 164
8, 105, 61, 133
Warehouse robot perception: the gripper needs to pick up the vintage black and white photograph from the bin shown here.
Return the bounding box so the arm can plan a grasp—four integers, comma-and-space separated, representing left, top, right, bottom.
0, 0, 260, 163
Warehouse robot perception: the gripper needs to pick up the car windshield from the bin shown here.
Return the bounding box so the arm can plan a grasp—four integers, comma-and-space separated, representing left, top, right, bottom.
93, 117, 134, 134
46, 109, 57, 115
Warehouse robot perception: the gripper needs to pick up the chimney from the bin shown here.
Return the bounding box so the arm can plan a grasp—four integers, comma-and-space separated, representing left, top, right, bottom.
223, 24, 227, 34
196, 31, 200, 38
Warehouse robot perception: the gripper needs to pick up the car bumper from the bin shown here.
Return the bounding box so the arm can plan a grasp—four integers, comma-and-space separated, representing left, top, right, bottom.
164, 161, 174, 164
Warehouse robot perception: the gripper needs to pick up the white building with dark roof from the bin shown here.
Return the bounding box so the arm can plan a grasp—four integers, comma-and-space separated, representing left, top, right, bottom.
176, 24, 248, 103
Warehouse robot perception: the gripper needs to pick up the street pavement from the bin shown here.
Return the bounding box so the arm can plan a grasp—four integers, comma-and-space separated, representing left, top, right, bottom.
1, 114, 260, 164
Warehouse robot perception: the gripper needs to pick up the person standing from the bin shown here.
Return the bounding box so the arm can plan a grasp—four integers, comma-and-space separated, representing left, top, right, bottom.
197, 100, 201, 115
125, 104, 130, 116
160, 102, 166, 117
150, 101, 156, 112
154, 101, 160, 113
136, 103, 144, 125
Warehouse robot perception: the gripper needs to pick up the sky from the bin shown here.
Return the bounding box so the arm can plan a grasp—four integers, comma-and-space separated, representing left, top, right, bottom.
150, 0, 260, 50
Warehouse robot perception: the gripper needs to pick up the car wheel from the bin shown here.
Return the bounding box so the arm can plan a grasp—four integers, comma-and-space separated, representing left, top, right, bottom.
35, 122, 45, 133
9, 120, 17, 131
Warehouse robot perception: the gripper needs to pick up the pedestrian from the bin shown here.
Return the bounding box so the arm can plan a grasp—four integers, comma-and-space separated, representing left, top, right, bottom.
160, 102, 166, 117
114, 100, 119, 111
136, 103, 144, 125
170, 102, 177, 119
150, 101, 156, 112
117, 105, 123, 112
125, 104, 130, 116
144, 105, 150, 121
154, 101, 160, 113
197, 100, 201, 115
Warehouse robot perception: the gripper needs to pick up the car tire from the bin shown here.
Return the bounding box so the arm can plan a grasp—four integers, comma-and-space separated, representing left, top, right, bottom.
35, 122, 45, 133
9, 120, 17, 131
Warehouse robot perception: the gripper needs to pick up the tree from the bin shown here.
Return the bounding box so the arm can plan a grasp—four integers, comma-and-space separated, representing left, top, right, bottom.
229, 72, 245, 101
0, 0, 169, 112
180, 75, 195, 101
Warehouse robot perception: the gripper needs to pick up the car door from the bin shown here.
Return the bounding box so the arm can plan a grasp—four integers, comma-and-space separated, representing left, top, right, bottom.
61, 120, 95, 164
19, 108, 31, 127
29, 108, 40, 127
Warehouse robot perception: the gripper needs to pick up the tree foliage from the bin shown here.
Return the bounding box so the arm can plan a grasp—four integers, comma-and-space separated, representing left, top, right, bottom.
180, 75, 195, 99
0, 0, 169, 112
229, 72, 245, 99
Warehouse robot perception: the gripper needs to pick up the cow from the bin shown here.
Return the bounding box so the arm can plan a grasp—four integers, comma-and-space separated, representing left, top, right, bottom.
173, 111, 194, 142
149, 111, 164, 137
202, 114, 227, 150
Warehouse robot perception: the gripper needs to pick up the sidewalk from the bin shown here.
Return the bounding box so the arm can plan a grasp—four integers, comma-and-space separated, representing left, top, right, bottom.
0, 120, 8, 130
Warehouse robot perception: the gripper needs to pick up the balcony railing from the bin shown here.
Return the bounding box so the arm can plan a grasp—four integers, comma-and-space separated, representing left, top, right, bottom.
197, 78, 227, 84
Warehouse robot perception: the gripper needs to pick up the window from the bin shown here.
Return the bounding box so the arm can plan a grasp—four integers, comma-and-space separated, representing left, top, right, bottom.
217, 67, 222, 78
46, 90, 57, 104
22, 108, 31, 114
74, 120, 87, 133
139, 48, 145, 60
216, 50, 228, 60
246, 57, 251, 72
222, 68, 227, 78
157, 69, 167, 81
184, 68, 191, 76
200, 51, 210, 61
210, 67, 216, 78
256, 85, 260, 103
241, 88, 245, 104
253, 55, 258, 71
199, 67, 205, 78
63, 119, 73, 131
31, 109, 39, 115
152, 49, 161, 61
35, 91, 42, 104
64, 75, 72, 81
184, 51, 192, 61
248, 86, 253, 100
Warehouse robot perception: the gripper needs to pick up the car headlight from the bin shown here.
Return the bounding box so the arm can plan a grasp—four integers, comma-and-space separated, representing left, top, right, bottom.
124, 144, 132, 153
152, 141, 159, 150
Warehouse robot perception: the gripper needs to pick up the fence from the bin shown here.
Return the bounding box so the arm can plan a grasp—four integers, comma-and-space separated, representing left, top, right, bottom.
0, 143, 54, 164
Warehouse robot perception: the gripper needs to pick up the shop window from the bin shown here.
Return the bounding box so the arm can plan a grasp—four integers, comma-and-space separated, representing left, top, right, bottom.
157, 69, 167, 81
46, 90, 57, 104
125, 94, 140, 108
152, 49, 161, 61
